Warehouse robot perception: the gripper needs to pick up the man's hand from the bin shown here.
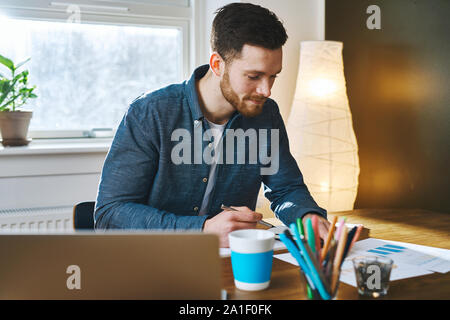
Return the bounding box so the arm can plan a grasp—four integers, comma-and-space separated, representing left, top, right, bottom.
302, 213, 331, 241
203, 206, 263, 248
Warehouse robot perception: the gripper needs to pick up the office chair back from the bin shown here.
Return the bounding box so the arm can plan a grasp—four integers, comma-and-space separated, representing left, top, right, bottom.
73, 201, 95, 230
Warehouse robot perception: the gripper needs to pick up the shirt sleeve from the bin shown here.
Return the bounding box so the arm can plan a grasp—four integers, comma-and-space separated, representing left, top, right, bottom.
261, 101, 327, 225
94, 98, 208, 230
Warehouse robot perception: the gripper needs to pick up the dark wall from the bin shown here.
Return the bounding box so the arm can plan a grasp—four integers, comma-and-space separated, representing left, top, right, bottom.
325, 0, 449, 213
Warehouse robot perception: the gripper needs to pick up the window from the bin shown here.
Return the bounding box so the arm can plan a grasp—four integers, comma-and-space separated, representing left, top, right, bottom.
0, 0, 193, 138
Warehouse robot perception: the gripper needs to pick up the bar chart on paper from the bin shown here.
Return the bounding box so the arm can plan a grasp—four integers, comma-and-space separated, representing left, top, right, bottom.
333, 238, 450, 287
274, 237, 450, 288
368, 244, 407, 256
346, 239, 450, 274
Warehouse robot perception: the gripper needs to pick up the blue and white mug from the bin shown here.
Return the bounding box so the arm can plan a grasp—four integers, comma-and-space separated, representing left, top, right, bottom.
229, 229, 275, 291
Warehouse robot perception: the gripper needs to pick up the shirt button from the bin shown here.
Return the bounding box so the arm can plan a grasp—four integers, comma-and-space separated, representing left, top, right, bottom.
193, 206, 199, 211
202, 177, 208, 183
208, 143, 213, 148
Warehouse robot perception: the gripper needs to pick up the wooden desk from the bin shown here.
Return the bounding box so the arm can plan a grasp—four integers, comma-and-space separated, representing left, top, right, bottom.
221, 209, 450, 300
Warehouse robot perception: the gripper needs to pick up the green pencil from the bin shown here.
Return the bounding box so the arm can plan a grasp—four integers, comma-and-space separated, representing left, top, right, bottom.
297, 217, 313, 300
306, 218, 316, 253
297, 217, 305, 236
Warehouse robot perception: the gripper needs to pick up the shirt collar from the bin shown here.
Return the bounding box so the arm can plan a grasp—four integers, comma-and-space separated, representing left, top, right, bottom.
185, 64, 210, 121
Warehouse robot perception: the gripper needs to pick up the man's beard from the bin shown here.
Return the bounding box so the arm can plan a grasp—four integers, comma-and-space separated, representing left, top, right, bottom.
220, 69, 266, 118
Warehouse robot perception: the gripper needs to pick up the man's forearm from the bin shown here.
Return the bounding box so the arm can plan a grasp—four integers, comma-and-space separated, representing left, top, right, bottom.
94, 201, 208, 230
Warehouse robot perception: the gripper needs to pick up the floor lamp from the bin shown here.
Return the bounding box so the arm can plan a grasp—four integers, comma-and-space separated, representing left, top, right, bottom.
287, 41, 360, 212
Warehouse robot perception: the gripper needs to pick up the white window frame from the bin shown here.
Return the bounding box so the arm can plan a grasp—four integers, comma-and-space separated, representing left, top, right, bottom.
0, 0, 198, 139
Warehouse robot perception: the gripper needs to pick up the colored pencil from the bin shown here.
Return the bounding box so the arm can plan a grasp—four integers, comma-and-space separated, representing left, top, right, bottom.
340, 226, 357, 267
299, 232, 331, 295
334, 217, 346, 241
349, 225, 363, 251
312, 215, 322, 262
297, 217, 305, 237
321, 216, 338, 261
296, 218, 313, 299
324, 240, 337, 283
279, 231, 319, 299
331, 225, 348, 293
290, 223, 330, 300
306, 218, 316, 253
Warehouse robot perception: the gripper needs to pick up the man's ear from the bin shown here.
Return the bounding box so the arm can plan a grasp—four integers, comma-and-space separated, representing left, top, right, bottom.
210, 52, 224, 77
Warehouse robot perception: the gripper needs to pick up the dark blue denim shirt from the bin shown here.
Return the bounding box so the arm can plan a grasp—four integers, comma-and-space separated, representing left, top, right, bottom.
94, 65, 327, 230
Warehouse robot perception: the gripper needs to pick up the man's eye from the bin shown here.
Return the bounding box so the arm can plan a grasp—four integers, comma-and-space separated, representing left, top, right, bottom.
248, 76, 259, 80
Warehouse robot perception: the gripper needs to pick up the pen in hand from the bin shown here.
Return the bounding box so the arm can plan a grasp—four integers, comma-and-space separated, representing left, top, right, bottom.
220, 204, 275, 228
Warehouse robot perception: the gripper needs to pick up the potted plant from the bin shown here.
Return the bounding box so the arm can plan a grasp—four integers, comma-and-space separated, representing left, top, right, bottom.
0, 54, 37, 147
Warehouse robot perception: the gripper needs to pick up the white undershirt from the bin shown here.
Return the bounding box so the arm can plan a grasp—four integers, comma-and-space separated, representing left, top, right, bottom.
199, 119, 226, 216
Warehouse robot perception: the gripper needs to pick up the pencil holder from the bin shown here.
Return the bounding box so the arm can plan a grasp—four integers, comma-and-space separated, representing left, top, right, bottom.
299, 269, 341, 300
281, 221, 351, 301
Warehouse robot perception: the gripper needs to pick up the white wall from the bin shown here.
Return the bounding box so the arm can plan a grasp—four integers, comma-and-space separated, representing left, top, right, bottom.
0, 145, 108, 210
194, 0, 236, 67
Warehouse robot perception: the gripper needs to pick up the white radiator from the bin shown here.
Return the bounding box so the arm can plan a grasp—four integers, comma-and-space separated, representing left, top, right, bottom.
0, 206, 73, 232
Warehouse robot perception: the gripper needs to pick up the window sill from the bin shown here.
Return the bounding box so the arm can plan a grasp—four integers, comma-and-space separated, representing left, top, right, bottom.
0, 138, 112, 156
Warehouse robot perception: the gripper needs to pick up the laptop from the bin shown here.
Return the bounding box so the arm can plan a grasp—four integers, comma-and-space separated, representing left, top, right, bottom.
0, 231, 221, 300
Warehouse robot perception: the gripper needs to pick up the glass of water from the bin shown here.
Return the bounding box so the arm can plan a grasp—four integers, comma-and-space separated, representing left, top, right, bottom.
352, 256, 394, 298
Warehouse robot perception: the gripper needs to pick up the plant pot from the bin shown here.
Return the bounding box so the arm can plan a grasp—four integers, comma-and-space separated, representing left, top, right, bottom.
0, 110, 33, 147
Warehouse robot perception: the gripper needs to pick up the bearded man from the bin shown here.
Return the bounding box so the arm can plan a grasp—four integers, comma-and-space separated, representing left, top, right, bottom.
95, 3, 329, 247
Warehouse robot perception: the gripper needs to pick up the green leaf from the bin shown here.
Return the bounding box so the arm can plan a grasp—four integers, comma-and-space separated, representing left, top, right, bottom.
0, 93, 21, 110
0, 79, 7, 92
10, 72, 25, 89
0, 81, 12, 106
0, 56, 36, 111
0, 54, 14, 71
13, 70, 26, 83
14, 57, 31, 70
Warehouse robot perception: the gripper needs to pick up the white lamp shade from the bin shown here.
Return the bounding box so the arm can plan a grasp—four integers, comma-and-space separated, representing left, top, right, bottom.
287, 41, 360, 212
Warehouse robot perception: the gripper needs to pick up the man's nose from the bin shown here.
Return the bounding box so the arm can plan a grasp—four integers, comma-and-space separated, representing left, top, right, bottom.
256, 79, 271, 98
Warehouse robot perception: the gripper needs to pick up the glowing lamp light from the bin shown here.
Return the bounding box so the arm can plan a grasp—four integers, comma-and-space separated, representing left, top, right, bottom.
308, 78, 337, 97
320, 182, 330, 192
287, 41, 360, 212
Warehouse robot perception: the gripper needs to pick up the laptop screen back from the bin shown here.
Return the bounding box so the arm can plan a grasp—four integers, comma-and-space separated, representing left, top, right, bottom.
0, 232, 221, 300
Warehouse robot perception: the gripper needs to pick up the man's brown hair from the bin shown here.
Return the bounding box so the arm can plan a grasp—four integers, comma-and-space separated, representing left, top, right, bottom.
211, 2, 288, 63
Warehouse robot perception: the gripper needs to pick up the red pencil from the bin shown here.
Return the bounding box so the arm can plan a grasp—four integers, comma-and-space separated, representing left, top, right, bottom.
312, 215, 321, 263
349, 225, 363, 251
